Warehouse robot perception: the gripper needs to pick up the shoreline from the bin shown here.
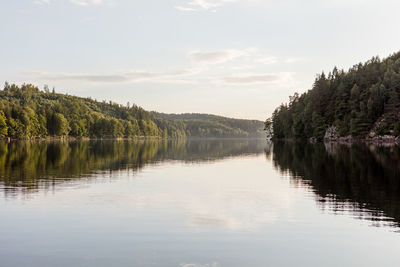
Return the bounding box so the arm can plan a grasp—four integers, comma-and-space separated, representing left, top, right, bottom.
322, 135, 400, 146
0, 136, 267, 142
0, 136, 165, 142
272, 136, 400, 146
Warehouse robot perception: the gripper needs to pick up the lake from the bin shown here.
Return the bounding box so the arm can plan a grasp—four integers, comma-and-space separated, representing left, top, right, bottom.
0, 139, 399, 267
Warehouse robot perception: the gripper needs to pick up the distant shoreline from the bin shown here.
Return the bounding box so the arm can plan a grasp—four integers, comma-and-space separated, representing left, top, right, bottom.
0, 136, 163, 142
0, 136, 267, 142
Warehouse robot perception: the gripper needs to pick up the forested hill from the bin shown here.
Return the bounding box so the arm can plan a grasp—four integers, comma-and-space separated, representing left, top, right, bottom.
0, 83, 265, 139
154, 112, 265, 138
267, 51, 400, 140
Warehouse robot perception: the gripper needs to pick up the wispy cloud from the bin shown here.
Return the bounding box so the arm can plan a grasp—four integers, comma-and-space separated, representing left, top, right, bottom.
285, 57, 303, 63
256, 56, 278, 65
190, 0, 223, 9
70, 0, 108, 6
176, 0, 237, 12
175, 6, 197, 12
25, 69, 198, 83
218, 72, 292, 84
188, 49, 246, 65
34, 0, 111, 6
34, 0, 50, 5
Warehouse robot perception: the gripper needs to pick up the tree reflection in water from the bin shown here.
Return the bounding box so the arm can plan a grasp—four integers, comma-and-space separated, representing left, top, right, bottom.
268, 141, 400, 229
0, 139, 267, 196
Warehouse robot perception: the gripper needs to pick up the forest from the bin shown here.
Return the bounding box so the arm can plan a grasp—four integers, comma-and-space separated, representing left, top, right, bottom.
155, 113, 265, 138
0, 83, 264, 139
266, 51, 400, 140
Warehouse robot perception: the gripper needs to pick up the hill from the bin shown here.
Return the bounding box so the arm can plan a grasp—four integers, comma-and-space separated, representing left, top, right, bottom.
267, 51, 400, 140
0, 83, 264, 139
154, 113, 265, 138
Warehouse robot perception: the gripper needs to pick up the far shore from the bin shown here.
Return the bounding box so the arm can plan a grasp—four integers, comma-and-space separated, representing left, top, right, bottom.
0, 136, 164, 142
0, 136, 267, 142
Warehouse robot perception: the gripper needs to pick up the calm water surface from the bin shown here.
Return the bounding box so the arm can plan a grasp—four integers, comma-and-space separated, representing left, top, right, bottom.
0, 139, 399, 267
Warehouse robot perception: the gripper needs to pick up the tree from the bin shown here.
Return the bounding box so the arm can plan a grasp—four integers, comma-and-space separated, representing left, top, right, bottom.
264, 118, 273, 139
311, 112, 326, 139
0, 111, 8, 138
52, 113, 70, 136
70, 119, 87, 137
394, 122, 400, 136
0, 83, 264, 139
268, 50, 400, 140
44, 84, 50, 93
163, 127, 168, 139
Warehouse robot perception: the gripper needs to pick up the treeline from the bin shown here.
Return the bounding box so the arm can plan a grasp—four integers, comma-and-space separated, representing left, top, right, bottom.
155, 113, 265, 138
267, 51, 400, 139
0, 83, 186, 139
0, 83, 264, 139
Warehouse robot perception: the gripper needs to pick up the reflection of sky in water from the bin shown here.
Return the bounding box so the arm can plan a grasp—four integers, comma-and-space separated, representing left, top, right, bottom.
1, 141, 400, 267
118, 157, 294, 231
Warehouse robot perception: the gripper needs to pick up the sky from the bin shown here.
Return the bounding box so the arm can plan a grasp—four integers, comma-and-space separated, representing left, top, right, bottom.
1, 0, 400, 120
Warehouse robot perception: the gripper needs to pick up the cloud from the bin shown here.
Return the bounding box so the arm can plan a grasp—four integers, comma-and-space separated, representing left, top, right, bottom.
70, 0, 106, 6
256, 56, 278, 65
34, 0, 50, 5
34, 0, 111, 6
219, 72, 292, 84
285, 57, 303, 63
25, 69, 198, 83
231, 65, 253, 70
175, 6, 197, 11
188, 49, 245, 65
177, 0, 238, 11
189, 0, 223, 9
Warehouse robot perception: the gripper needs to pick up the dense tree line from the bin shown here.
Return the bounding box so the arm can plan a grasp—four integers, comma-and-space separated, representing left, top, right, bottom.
155, 113, 265, 138
0, 83, 184, 139
0, 83, 264, 139
267, 51, 400, 139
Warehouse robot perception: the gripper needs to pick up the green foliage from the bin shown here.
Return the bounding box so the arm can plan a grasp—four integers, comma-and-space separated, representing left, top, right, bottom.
268, 52, 400, 139
394, 122, 400, 136
311, 112, 326, 139
51, 113, 70, 136
70, 119, 88, 137
8, 118, 28, 138
0, 84, 264, 139
376, 122, 390, 136
0, 83, 182, 139
0, 111, 7, 137
153, 113, 265, 138
264, 119, 273, 139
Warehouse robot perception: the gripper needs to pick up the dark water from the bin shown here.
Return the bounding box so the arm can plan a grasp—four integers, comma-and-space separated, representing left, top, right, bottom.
0, 139, 399, 267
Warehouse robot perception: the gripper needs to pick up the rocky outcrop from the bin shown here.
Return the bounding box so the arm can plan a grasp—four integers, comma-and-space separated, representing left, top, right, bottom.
324, 126, 354, 144
308, 124, 400, 146
324, 126, 339, 141
323, 124, 400, 145
366, 135, 399, 145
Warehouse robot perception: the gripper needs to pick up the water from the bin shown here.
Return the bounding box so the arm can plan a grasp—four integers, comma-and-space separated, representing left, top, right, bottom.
0, 139, 399, 267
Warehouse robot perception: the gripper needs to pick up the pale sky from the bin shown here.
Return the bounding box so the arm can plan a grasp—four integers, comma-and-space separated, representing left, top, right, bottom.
1, 0, 400, 120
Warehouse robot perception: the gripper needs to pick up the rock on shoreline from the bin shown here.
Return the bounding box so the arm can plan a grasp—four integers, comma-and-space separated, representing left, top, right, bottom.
307, 125, 400, 145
